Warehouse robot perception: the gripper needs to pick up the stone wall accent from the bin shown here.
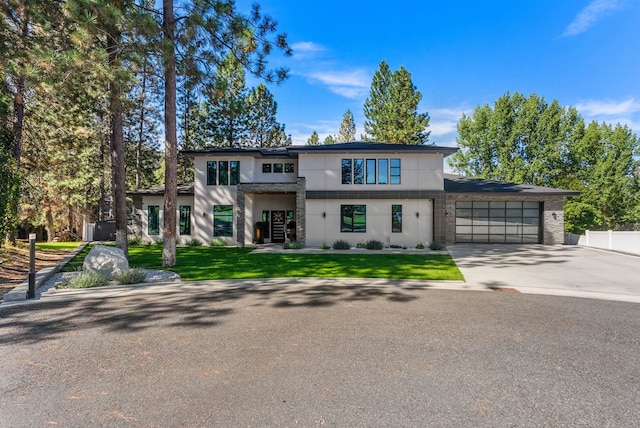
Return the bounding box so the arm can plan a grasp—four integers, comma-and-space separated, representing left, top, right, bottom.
445, 194, 566, 245
296, 177, 306, 247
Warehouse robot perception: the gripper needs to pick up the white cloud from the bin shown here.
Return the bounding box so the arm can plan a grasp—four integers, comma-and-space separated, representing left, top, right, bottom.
562, 0, 621, 37
291, 41, 326, 59
305, 69, 370, 99
575, 98, 640, 116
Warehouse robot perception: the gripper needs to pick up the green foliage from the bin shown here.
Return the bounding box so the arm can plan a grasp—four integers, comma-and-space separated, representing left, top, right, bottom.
449, 91, 640, 233
337, 109, 356, 143
210, 238, 227, 247
185, 238, 203, 247
129, 235, 144, 245
429, 243, 446, 251
68, 271, 109, 289
363, 60, 430, 144
283, 241, 302, 250
332, 240, 351, 250
365, 240, 384, 250
415, 243, 425, 249
114, 269, 147, 285
307, 131, 320, 146
356, 242, 366, 248
320, 242, 330, 250
323, 135, 336, 145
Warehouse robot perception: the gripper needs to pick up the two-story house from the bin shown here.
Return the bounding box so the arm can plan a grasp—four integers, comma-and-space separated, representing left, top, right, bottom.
130, 142, 577, 247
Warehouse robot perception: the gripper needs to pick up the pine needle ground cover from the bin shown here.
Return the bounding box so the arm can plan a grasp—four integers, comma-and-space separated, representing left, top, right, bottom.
122, 246, 463, 281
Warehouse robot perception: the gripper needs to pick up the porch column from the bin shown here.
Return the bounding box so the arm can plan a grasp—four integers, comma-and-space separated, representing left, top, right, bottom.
236, 188, 245, 247
296, 177, 306, 247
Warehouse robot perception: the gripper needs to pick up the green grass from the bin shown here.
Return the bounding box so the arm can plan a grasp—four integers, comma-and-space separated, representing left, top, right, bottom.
61, 245, 463, 281
36, 242, 83, 251
61, 244, 93, 272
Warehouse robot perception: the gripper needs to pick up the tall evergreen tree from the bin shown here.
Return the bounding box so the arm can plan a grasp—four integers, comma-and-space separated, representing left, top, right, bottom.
337, 109, 356, 143
363, 60, 430, 144
245, 83, 288, 147
307, 131, 320, 146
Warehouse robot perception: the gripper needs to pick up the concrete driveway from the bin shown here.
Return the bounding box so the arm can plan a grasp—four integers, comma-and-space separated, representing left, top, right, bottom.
449, 244, 640, 303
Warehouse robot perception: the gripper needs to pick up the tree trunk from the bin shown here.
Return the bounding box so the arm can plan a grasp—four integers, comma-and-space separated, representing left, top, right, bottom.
162, 0, 177, 267
107, 1, 128, 257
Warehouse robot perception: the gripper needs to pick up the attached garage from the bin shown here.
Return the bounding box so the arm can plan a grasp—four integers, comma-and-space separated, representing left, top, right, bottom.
454, 201, 541, 243
444, 174, 579, 245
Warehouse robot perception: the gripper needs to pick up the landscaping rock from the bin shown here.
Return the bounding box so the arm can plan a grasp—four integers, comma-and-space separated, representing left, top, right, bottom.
82, 245, 129, 278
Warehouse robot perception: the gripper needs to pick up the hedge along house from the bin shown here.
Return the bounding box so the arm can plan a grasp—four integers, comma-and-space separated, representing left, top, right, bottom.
129, 142, 577, 247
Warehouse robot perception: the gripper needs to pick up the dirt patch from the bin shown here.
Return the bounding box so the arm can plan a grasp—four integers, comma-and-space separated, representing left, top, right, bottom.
0, 246, 71, 300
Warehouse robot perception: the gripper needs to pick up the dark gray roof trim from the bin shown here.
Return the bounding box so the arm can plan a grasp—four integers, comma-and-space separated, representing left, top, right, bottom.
128, 182, 194, 196
288, 142, 458, 156
444, 174, 579, 195
182, 142, 458, 158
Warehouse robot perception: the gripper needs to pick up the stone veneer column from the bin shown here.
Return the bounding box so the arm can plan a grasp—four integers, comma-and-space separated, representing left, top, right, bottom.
236, 188, 245, 247
296, 177, 306, 247
432, 193, 446, 245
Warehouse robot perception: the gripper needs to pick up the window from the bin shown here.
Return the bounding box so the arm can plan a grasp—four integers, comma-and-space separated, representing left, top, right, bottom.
230, 161, 239, 185
262, 210, 270, 238
285, 163, 295, 173
262, 164, 272, 173
354, 159, 364, 184
366, 159, 376, 184
341, 159, 352, 184
207, 161, 217, 185
392, 205, 402, 233
341, 205, 366, 233
179, 206, 191, 235
213, 205, 233, 237
390, 159, 401, 184
148, 205, 160, 235
219, 161, 229, 185
378, 159, 389, 184
274, 163, 283, 173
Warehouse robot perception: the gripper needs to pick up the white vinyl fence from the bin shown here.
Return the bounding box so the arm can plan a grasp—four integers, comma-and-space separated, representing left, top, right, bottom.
575, 230, 640, 255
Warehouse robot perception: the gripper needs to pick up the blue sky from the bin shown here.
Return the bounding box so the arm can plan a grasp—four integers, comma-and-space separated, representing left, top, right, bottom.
239, 0, 640, 147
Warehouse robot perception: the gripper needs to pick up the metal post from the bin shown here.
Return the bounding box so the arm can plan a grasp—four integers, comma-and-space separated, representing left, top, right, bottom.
27, 233, 36, 299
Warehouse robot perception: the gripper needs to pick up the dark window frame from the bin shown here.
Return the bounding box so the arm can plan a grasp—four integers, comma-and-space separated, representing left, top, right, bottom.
366, 159, 376, 184
213, 205, 233, 237
206, 161, 217, 185
179, 205, 191, 235
390, 158, 401, 184
262, 164, 272, 173
341, 159, 352, 184
340, 204, 366, 233
392, 204, 402, 233
148, 205, 160, 235
285, 163, 295, 173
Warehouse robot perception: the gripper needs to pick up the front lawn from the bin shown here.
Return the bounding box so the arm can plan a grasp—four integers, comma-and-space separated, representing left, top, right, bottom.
108, 245, 462, 281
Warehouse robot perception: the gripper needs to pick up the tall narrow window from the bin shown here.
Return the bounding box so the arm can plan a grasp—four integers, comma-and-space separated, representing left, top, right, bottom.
148, 205, 160, 235
340, 205, 366, 232
206, 161, 217, 185
366, 159, 376, 184
392, 204, 402, 233
378, 159, 389, 184
341, 159, 352, 184
213, 205, 233, 237
219, 161, 229, 185
390, 158, 401, 184
262, 210, 270, 239
354, 159, 364, 184
230, 161, 239, 185
179, 206, 191, 235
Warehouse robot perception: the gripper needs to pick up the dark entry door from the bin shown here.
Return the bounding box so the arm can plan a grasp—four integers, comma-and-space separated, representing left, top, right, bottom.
271, 211, 286, 243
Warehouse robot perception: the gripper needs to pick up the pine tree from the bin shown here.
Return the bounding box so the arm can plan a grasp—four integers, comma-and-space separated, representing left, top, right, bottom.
337, 109, 356, 143
363, 60, 430, 144
307, 131, 320, 146
245, 83, 287, 147
323, 135, 336, 145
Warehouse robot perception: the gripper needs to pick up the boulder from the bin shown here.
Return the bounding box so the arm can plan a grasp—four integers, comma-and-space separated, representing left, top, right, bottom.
82, 245, 129, 277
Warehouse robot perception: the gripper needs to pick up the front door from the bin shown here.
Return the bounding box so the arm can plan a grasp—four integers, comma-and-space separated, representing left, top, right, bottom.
271, 211, 286, 243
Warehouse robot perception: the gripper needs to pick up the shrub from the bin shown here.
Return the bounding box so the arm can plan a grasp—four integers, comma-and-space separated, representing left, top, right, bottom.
115, 269, 147, 285
128, 235, 143, 245
332, 240, 351, 250
365, 240, 384, 250
429, 242, 446, 251
320, 242, 330, 250
415, 243, 425, 249
185, 238, 203, 247
68, 272, 109, 289
356, 242, 366, 248
210, 238, 227, 247
153, 239, 163, 246
283, 241, 302, 250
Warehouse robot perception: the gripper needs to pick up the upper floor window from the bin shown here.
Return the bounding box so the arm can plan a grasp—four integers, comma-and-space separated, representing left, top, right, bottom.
262, 164, 272, 173
274, 163, 284, 173
207, 160, 239, 185
342, 158, 400, 185
285, 163, 295, 173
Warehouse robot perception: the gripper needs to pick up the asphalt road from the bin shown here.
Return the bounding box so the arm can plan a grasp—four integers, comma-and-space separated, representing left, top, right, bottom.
1, 280, 639, 427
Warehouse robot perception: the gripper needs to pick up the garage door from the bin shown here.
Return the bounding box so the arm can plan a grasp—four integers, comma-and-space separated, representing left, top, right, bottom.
455, 201, 541, 243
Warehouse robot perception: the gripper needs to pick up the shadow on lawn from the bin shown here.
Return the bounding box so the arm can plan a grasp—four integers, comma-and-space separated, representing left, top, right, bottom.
0, 278, 433, 345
